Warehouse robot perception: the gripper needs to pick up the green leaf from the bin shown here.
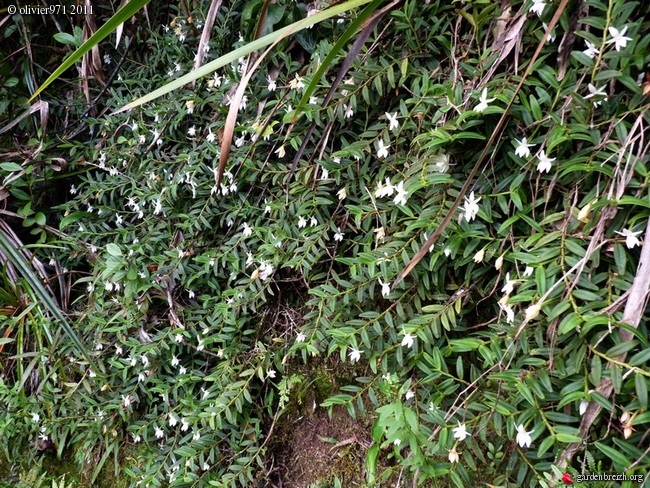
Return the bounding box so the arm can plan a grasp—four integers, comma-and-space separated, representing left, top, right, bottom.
0, 162, 23, 172
537, 435, 555, 457
635, 373, 648, 409
594, 442, 630, 469
106, 243, 123, 257
53, 32, 78, 46
555, 433, 583, 443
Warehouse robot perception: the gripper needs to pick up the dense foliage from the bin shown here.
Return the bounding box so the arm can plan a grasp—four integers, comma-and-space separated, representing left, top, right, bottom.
1, 0, 649, 486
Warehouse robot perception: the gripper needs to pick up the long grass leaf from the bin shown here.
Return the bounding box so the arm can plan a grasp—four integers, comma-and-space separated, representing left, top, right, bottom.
113, 0, 373, 114
27, 0, 150, 103
295, 0, 385, 111
0, 232, 96, 369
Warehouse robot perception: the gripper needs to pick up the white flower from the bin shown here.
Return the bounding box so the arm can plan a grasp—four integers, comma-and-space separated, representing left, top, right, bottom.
393, 438, 401, 446
401, 332, 414, 349
115, 214, 123, 225
131, 433, 141, 443
141, 355, 149, 367
375, 177, 395, 198
289, 74, 304, 90
334, 228, 344, 242
259, 262, 274, 280
405, 390, 415, 400
516, 424, 533, 448
377, 139, 389, 159
296, 332, 306, 343
536, 150, 555, 173
584, 83, 608, 106
378, 278, 391, 298
154, 426, 164, 439
444, 247, 452, 257
473, 249, 485, 263
181, 418, 189, 431
185, 100, 194, 114
203, 462, 210, 471
348, 347, 363, 363
542, 22, 556, 42
514, 137, 535, 158
393, 181, 408, 206
499, 301, 515, 324
274, 145, 285, 158
179, 366, 186, 374
193, 430, 201, 441
433, 154, 450, 172
453, 422, 471, 441
153, 199, 163, 215
267, 76, 277, 91
495, 254, 504, 271
309, 96, 318, 105
343, 104, 353, 118
32, 412, 40, 422
448, 447, 460, 463
615, 228, 642, 249
462, 191, 481, 222
169, 414, 178, 427
320, 168, 329, 180
474, 88, 495, 113
267, 369, 277, 379
583, 40, 600, 59
242, 223, 253, 237
138, 372, 146, 382
525, 302, 542, 321
197, 338, 204, 351
523, 266, 534, 277
529, 0, 545, 17
385, 112, 399, 130
501, 272, 517, 295
605, 26, 632, 52
579, 400, 589, 416
187, 126, 196, 137
310, 216, 318, 227
138, 134, 146, 144
175, 334, 183, 343
171, 356, 179, 367
337, 187, 347, 200
70, 185, 77, 194
206, 128, 216, 143
123, 395, 131, 408
298, 216, 307, 229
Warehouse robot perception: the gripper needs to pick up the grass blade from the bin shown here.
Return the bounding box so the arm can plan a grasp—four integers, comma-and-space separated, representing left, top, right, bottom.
27, 0, 150, 104
113, 0, 373, 114
0, 232, 96, 369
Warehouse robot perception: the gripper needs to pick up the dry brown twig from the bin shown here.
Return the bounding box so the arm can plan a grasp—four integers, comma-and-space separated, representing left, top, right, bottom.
556, 213, 650, 469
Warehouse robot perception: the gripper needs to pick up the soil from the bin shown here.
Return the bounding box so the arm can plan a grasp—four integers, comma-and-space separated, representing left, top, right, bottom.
268, 405, 372, 487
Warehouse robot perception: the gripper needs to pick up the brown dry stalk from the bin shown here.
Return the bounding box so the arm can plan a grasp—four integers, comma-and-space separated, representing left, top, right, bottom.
392, 0, 570, 289
556, 213, 650, 470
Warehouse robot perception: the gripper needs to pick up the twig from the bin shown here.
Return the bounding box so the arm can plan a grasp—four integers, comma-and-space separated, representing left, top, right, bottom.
556, 214, 650, 470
